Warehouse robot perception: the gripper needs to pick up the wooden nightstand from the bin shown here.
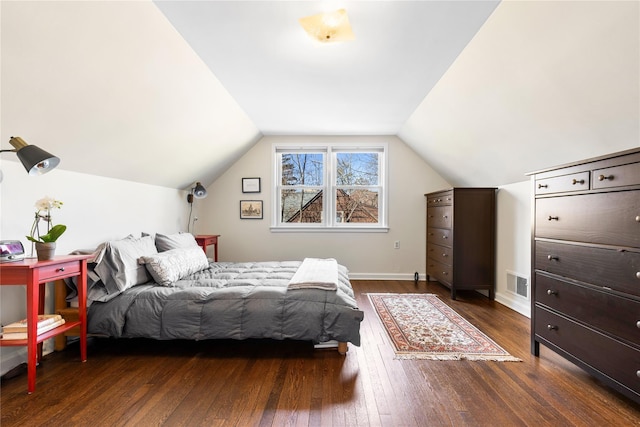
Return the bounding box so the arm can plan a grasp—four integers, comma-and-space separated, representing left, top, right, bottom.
0, 255, 91, 393
195, 235, 220, 261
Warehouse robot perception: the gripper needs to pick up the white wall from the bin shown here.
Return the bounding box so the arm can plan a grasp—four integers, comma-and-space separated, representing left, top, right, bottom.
198, 135, 450, 278
0, 160, 193, 375
199, 138, 533, 317
495, 180, 532, 317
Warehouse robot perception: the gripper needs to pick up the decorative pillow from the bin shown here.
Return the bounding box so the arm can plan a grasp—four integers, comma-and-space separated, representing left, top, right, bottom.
140, 246, 209, 286
155, 232, 198, 252
93, 235, 158, 294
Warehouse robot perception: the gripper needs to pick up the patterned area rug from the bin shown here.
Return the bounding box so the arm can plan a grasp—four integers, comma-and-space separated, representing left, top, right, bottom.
367, 293, 521, 361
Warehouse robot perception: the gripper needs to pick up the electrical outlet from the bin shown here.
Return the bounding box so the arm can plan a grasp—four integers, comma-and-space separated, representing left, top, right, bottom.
394, 240, 400, 249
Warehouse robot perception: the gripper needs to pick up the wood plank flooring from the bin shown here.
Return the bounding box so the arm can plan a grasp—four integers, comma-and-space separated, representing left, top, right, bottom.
2, 280, 639, 426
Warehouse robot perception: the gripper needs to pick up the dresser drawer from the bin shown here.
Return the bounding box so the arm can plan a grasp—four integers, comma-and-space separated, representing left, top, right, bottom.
535, 171, 590, 195
593, 161, 640, 190
427, 206, 452, 229
427, 258, 452, 285
535, 306, 640, 396
427, 243, 452, 266
38, 261, 82, 281
535, 191, 640, 247
535, 273, 640, 345
535, 241, 640, 297
427, 228, 452, 248
426, 191, 453, 207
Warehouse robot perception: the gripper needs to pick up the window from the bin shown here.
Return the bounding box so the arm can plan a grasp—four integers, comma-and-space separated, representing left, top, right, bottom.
273, 143, 388, 231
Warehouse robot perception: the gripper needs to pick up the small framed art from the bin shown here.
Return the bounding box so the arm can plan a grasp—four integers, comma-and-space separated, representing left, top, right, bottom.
242, 177, 261, 193
240, 200, 263, 219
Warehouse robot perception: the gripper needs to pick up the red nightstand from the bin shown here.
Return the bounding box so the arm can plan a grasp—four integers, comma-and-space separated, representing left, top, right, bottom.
195, 235, 220, 261
0, 255, 91, 393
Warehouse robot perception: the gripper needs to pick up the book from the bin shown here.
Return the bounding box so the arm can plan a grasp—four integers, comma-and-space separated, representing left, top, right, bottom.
2, 314, 63, 334
1, 318, 66, 340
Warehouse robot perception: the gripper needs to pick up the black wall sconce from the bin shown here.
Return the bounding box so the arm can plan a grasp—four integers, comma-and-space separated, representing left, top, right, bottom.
187, 182, 207, 204
0, 136, 60, 176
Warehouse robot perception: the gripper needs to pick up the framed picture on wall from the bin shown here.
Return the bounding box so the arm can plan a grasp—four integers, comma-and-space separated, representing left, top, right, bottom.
240, 200, 263, 219
242, 177, 261, 193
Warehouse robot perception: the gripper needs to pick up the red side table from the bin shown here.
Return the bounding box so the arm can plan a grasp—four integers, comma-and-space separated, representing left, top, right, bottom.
0, 254, 91, 393
194, 235, 220, 261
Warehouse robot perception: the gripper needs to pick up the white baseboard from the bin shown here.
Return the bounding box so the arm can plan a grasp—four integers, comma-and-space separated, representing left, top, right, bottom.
0, 348, 27, 377
349, 273, 531, 318
349, 272, 423, 281
1, 340, 54, 377
495, 291, 531, 318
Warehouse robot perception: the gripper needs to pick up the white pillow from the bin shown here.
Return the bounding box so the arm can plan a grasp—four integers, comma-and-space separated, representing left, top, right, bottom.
140, 246, 209, 286
93, 235, 157, 294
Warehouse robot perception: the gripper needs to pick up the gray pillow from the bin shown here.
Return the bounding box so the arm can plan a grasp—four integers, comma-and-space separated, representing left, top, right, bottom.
93, 235, 157, 294
155, 232, 198, 252
139, 247, 209, 286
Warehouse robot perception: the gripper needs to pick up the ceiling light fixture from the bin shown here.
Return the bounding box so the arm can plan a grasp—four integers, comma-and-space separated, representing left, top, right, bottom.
299, 8, 355, 43
0, 136, 60, 176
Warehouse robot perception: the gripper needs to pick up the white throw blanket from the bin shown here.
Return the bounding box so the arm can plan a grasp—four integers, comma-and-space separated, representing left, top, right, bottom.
288, 258, 339, 291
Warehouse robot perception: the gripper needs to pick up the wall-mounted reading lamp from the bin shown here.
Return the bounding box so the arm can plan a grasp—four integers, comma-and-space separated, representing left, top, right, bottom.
187, 182, 207, 204
0, 136, 60, 176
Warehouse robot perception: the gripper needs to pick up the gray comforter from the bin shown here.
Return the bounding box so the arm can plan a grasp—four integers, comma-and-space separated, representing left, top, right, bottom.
87, 261, 364, 346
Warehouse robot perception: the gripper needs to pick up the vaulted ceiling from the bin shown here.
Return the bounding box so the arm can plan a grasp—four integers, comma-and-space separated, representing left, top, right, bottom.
2, 1, 638, 189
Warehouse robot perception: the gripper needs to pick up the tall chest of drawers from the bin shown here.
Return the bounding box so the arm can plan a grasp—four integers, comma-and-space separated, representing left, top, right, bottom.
528, 148, 640, 403
425, 188, 496, 300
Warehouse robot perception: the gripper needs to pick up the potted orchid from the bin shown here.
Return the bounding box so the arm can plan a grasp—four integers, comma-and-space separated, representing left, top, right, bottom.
26, 196, 66, 260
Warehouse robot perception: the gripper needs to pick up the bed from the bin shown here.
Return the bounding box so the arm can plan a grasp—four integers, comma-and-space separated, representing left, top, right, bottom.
78, 233, 363, 354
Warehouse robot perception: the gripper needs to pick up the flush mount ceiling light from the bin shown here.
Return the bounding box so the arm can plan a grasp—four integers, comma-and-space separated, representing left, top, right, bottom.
299, 8, 355, 43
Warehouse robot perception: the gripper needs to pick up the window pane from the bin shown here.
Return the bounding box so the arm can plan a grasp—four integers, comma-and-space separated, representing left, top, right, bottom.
281, 153, 324, 186
336, 152, 379, 186
336, 188, 379, 223
281, 189, 323, 223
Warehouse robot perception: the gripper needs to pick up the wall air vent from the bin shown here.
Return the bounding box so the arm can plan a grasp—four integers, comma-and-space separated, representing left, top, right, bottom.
506, 271, 529, 299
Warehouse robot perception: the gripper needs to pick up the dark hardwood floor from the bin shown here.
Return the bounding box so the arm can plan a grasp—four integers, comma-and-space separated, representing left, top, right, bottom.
2, 280, 639, 426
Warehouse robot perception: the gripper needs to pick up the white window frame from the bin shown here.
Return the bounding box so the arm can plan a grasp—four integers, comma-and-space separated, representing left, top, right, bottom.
271, 142, 389, 232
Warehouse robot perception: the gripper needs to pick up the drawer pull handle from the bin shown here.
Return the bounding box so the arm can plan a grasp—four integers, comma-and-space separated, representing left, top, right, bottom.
636, 216, 640, 223
548, 216, 559, 221
636, 321, 640, 329
442, 215, 448, 219
598, 174, 613, 181
56, 267, 65, 272
442, 235, 448, 239
547, 255, 559, 261
547, 289, 557, 296
571, 179, 584, 185
636, 272, 640, 279
442, 272, 448, 276
637, 371, 640, 379
547, 325, 558, 331
538, 184, 548, 189
442, 253, 448, 257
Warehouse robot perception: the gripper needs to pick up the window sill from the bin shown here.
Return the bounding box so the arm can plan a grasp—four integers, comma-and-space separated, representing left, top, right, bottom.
270, 226, 389, 233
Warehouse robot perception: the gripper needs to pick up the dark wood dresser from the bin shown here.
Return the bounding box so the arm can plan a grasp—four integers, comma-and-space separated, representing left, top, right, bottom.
528, 147, 640, 403
425, 188, 496, 300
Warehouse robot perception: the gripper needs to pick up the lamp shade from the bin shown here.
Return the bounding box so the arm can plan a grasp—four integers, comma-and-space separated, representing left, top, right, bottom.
9, 137, 60, 176
193, 182, 207, 199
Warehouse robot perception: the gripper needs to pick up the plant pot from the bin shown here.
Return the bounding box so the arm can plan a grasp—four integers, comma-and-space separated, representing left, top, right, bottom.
35, 242, 56, 261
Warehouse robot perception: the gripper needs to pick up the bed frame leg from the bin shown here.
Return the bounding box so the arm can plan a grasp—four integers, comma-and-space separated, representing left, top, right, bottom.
337, 342, 348, 355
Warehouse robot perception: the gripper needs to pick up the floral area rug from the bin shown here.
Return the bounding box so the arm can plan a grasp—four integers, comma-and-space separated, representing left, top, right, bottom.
367, 293, 521, 361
